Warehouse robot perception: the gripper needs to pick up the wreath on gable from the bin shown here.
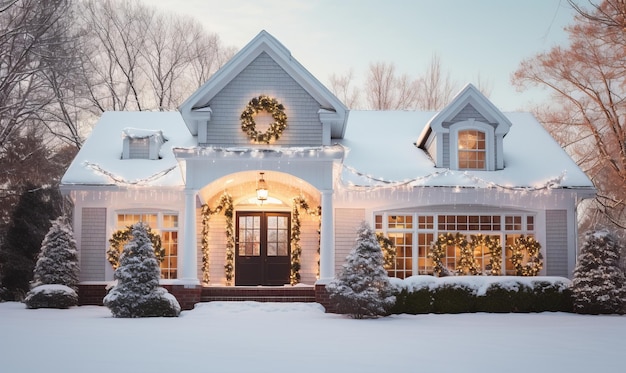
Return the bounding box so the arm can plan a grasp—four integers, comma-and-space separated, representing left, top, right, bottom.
240, 95, 287, 144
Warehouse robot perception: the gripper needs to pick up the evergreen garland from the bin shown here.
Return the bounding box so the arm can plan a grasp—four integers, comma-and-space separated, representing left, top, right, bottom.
470, 234, 502, 275
510, 235, 543, 276
290, 196, 321, 285
375, 232, 396, 270
201, 193, 234, 285
430, 233, 468, 277
107, 225, 163, 270
456, 234, 480, 275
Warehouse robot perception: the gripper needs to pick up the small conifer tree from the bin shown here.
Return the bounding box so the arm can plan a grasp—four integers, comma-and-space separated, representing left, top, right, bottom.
24, 216, 79, 309
327, 222, 395, 318
103, 223, 180, 317
572, 229, 626, 314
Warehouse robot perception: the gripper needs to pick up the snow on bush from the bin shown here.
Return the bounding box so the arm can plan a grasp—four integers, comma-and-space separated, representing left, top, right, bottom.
103, 223, 180, 317
24, 216, 79, 309
572, 229, 626, 315
327, 222, 395, 318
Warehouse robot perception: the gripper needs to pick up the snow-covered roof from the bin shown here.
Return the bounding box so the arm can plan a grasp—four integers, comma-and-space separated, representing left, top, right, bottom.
61, 111, 196, 188
338, 110, 594, 190
61, 109, 594, 191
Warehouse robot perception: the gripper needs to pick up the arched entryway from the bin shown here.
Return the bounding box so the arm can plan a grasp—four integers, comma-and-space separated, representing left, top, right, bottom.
198, 170, 322, 286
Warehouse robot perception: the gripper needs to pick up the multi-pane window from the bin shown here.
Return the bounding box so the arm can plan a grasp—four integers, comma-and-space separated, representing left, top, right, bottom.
458, 130, 486, 169
376, 212, 536, 277
115, 212, 179, 279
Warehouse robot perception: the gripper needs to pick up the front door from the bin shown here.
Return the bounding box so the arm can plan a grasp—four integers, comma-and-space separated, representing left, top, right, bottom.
235, 212, 291, 286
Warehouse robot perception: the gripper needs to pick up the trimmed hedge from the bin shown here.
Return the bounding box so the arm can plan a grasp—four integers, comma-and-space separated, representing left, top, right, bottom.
390, 276, 573, 314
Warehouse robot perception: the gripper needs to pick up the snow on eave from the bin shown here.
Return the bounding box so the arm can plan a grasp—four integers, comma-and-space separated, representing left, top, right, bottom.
339, 111, 594, 190
61, 111, 196, 188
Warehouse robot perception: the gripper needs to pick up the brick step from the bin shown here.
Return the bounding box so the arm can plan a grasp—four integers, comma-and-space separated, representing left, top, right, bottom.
201, 286, 316, 303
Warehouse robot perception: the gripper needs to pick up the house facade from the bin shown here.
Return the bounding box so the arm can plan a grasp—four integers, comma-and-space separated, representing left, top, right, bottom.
60, 31, 595, 309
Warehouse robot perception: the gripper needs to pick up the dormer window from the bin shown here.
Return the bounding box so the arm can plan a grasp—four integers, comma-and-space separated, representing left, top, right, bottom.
122, 128, 165, 160
458, 130, 486, 170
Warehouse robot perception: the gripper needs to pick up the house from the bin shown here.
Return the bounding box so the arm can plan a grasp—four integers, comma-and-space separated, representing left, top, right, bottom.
60, 31, 595, 310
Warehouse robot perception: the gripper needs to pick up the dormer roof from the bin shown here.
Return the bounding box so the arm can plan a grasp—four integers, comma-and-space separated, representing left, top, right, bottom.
417, 83, 512, 147
179, 30, 349, 138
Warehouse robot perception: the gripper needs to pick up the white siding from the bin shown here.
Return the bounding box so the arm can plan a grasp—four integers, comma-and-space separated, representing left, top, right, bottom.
80, 208, 107, 281
203, 52, 323, 146
546, 209, 568, 277
334, 208, 365, 274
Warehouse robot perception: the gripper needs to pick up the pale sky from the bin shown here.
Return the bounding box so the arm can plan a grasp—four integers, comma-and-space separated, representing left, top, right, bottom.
151, 0, 578, 111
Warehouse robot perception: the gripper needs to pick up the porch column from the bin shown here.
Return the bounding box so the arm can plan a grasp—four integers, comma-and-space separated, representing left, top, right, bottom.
181, 189, 199, 285
319, 189, 335, 281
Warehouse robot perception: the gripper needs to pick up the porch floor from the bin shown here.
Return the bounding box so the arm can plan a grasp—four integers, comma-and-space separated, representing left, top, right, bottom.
200, 285, 316, 303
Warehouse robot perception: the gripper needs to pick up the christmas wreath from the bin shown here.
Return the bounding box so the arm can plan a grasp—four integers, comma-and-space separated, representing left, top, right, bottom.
107, 224, 164, 269
240, 95, 287, 143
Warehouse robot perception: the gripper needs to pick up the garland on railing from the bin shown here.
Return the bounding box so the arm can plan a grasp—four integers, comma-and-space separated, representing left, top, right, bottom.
290, 196, 321, 285
201, 193, 234, 285
510, 235, 543, 276
470, 234, 502, 275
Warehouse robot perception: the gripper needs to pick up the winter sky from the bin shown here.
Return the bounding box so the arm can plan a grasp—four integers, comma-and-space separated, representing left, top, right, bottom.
151, 0, 578, 111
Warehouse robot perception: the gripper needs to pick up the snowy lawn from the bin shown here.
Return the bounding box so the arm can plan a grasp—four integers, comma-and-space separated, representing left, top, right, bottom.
1, 301, 624, 373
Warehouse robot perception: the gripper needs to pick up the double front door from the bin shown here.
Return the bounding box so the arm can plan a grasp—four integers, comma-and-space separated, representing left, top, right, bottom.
235, 212, 290, 286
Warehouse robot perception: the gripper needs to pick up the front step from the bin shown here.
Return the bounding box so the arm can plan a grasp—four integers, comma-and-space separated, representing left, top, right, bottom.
201, 286, 316, 303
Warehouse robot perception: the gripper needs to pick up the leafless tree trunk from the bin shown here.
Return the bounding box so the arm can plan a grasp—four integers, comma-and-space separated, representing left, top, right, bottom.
513, 0, 626, 231
365, 62, 419, 110
77, 0, 235, 115
415, 54, 458, 111
329, 69, 361, 109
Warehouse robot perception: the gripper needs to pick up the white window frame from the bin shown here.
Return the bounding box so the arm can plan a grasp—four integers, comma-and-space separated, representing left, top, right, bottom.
450, 120, 495, 171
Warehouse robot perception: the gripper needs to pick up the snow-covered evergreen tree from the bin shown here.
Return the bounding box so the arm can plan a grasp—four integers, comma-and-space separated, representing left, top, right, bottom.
327, 222, 395, 318
24, 216, 79, 309
572, 229, 626, 314
31, 216, 79, 290
103, 223, 180, 317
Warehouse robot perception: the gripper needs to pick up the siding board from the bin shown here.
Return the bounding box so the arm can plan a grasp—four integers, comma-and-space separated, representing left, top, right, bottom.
546, 209, 568, 277
334, 208, 365, 274
80, 208, 107, 281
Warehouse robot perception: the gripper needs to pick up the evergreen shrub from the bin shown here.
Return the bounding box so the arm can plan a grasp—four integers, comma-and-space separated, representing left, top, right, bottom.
431, 284, 477, 314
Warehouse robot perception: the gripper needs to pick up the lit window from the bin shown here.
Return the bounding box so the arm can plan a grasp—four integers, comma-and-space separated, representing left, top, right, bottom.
458, 130, 486, 169
115, 212, 178, 279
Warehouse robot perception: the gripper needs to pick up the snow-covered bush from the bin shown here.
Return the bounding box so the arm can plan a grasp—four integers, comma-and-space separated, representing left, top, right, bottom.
24, 216, 79, 309
327, 222, 395, 319
103, 223, 180, 318
572, 230, 626, 314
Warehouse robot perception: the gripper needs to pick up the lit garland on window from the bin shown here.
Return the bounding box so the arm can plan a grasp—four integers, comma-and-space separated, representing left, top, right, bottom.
107, 224, 164, 269
470, 234, 502, 275
290, 196, 321, 285
201, 193, 234, 285
510, 235, 543, 276
376, 232, 396, 271
240, 95, 287, 144
430, 233, 468, 277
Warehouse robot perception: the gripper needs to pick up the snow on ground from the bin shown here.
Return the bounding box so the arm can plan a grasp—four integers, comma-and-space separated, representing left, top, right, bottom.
0, 301, 624, 373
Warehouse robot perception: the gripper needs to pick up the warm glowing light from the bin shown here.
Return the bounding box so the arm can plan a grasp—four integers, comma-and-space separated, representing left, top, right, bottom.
256, 172, 268, 202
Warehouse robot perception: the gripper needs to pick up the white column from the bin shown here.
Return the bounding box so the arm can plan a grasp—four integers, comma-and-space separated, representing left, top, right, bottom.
319, 189, 335, 281
181, 189, 199, 285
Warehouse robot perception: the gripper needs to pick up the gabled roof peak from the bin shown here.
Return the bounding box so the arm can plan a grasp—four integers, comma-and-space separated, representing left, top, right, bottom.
417, 83, 512, 146
178, 30, 348, 138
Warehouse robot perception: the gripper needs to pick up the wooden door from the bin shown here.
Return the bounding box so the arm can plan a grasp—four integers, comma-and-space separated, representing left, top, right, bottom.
235, 212, 290, 286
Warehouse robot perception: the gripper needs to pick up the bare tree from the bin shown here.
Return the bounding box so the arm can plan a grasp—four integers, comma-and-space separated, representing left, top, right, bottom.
329, 69, 361, 109
513, 0, 626, 230
365, 62, 419, 110
77, 0, 235, 115
568, 0, 626, 30
0, 0, 77, 148
415, 54, 458, 111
